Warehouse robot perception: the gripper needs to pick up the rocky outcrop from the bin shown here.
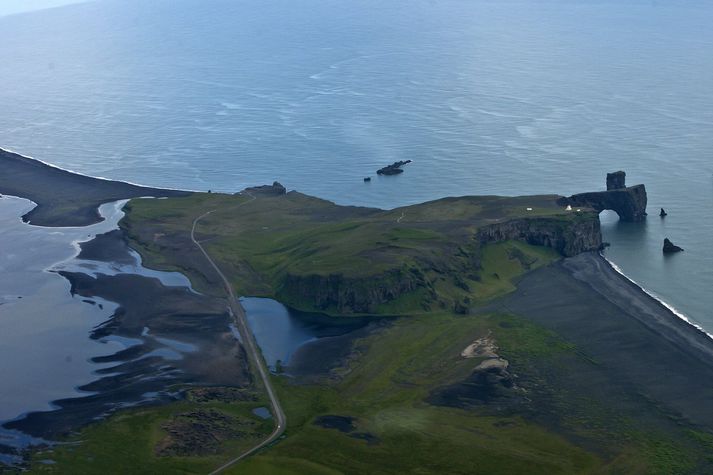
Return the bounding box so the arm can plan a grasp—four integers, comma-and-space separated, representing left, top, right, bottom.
476, 216, 603, 257
660, 208, 667, 217
428, 343, 523, 408
663, 238, 684, 253
558, 172, 647, 222
377, 160, 412, 175
242, 181, 286, 196
278, 266, 430, 314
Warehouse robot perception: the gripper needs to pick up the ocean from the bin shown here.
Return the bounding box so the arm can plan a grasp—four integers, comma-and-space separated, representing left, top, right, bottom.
0, 1, 711, 331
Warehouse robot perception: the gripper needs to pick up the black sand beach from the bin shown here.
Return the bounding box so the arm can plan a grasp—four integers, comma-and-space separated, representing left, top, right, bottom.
0, 148, 189, 226
496, 252, 713, 430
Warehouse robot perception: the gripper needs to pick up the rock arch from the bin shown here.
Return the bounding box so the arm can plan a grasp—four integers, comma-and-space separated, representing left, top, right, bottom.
557, 171, 647, 222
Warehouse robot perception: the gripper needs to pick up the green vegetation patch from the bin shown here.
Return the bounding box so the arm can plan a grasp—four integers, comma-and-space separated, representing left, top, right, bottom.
29, 393, 273, 474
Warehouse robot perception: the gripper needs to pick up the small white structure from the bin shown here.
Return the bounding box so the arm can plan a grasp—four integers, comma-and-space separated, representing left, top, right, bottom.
526, 207, 533, 211
566, 205, 572, 211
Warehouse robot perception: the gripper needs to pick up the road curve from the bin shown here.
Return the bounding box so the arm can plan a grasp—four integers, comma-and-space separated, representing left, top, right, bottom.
190, 196, 286, 474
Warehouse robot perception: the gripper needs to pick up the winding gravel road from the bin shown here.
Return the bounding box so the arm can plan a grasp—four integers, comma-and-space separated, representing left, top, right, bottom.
190, 194, 286, 474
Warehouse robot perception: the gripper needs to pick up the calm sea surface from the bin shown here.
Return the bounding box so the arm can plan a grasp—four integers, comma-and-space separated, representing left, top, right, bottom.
0, 1, 711, 327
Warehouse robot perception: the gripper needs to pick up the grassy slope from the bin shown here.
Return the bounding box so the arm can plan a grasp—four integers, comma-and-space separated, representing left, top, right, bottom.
28, 191, 711, 474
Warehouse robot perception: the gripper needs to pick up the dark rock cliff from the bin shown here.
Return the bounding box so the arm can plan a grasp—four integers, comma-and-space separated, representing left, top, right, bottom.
476, 216, 603, 257
558, 172, 647, 222
278, 266, 430, 314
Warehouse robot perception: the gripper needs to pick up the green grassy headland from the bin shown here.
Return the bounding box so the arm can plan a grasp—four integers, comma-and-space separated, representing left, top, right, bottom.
27, 190, 713, 474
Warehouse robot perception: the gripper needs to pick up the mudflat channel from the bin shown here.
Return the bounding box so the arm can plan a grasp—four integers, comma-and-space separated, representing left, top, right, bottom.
1, 200, 250, 444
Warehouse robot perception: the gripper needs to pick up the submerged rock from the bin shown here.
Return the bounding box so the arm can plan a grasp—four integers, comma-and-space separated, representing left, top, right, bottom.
663, 238, 684, 253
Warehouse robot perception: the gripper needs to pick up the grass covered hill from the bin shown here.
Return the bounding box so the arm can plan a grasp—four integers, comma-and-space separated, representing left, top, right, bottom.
120, 186, 600, 316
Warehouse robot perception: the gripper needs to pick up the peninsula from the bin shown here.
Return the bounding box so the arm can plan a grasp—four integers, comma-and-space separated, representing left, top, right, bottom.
2, 151, 713, 474
0, 148, 189, 226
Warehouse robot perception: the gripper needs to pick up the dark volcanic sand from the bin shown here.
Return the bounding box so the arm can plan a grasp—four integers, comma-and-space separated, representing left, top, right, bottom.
0, 149, 189, 226
495, 252, 713, 430
76, 229, 136, 264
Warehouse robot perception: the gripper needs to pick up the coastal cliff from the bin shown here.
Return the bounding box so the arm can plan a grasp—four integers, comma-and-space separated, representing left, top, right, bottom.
273, 213, 602, 314
477, 215, 602, 257
278, 266, 432, 314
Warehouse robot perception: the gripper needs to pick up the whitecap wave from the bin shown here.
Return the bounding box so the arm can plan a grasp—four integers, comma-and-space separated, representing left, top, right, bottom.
602, 254, 713, 341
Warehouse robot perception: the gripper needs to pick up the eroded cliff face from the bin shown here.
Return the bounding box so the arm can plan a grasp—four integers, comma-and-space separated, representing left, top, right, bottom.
476, 216, 603, 257
275, 214, 603, 314
278, 266, 432, 314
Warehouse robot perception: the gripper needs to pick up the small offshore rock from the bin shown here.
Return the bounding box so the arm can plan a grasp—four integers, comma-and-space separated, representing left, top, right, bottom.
663, 238, 684, 253
660, 208, 667, 217
363, 177, 371, 182
377, 160, 412, 176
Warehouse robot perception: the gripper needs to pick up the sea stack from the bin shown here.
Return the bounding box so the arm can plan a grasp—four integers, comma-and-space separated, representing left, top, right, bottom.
660, 208, 667, 217
663, 238, 684, 253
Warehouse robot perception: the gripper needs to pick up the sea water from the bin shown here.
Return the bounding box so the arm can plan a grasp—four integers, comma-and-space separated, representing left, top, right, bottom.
0, 0, 711, 328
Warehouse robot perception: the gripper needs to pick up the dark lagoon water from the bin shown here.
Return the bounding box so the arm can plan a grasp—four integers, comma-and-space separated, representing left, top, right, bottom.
0, 0, 712, 413
241, 297, 370, 372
